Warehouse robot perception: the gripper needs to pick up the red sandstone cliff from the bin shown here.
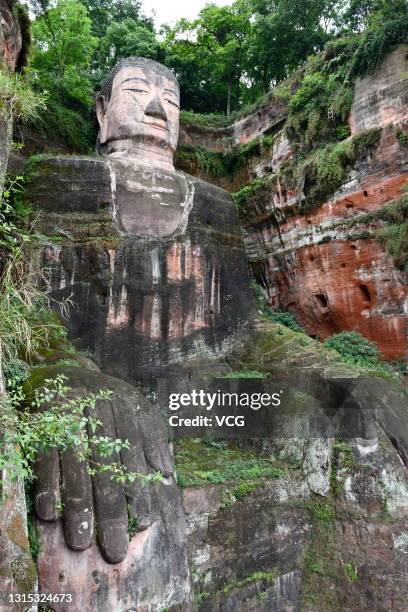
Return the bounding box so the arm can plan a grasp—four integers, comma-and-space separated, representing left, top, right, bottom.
177, 45, 408, 361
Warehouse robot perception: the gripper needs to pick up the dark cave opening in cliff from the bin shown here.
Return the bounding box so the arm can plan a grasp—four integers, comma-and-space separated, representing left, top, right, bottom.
314, 293, 329, 308
359, 283, 371, 303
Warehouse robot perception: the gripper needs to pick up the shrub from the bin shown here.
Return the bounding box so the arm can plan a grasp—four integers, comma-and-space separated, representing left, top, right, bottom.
233, 177, 269, 212
351, 16, 408, 76
222, 370, 267, 379
0, 70, 45, 120
32, 100, 96, 153
324, 331, 380, 367
266, 310, 305, 333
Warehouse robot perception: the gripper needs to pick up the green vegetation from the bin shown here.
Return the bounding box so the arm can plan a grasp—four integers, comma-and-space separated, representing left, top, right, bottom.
128, 516, 140, 539
266, 311, 305, 334
324, 331, 381, 368
0, 69, 45, 120
195, 569, 278, 605
177, 135, 274, 179
344, 562, 358, 582
175, 438, 284, 488
306, 500, 336, 524
222, 370, 267, 379
299, 128, 382, 210
251, 281, 306, 333
233, 177, 271, 212
29, 0, 98, 151
395, 127, 408, 148
375, 187, 408, 271
330, 440, 357, 497
180, 110, 234, 128
1, 373, 165, 485
25, 485, 41, 560
304, 552, 325, 575
220, 480, 260, 508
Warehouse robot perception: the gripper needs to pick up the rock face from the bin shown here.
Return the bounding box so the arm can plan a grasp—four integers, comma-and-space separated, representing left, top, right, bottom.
177, 46, 408, 360
243, 123, 407, 359
183, 433, 408, 612
179, 321, 408, 611
29, 156, 254, 385
0, 0, 23, 192
30, 365, 191, 612
349, 45, 408, 133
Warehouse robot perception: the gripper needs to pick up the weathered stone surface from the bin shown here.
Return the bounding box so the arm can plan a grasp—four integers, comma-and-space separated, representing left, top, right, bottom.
349, 44, 408, 133
0, 0, 22, 73
30, 156, 254, 385
30, 364, 191, 611
183, 481, 312, 611
180, 322, 408, 610
239, 92, 408, 359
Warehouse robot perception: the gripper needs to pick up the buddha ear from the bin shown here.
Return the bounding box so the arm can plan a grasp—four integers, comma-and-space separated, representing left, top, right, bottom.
96, 95, 108, 127
96, 95, 109, 143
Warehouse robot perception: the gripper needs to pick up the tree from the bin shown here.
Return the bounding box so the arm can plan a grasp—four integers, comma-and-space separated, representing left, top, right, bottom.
28, 0, 97, 150
81, 0, 155, 38
30, 0, 97, 106
165, 1, 251, 115
246, 0, 342, 92
96, 18, 162, 77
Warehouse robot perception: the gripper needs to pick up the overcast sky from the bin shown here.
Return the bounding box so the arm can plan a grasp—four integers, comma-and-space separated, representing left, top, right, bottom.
142, 0, 234, 29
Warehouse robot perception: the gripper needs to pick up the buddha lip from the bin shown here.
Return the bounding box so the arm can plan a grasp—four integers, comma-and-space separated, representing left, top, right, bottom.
143, 121, 168, 132
143, 121, 167, 131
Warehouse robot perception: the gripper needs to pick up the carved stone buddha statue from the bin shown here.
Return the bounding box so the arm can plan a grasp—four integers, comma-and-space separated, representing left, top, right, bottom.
32, 57, 254, 385
27, 57, 254, 610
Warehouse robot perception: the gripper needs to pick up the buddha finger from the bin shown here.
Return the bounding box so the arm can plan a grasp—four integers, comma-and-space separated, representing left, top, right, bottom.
60, 446, 94, 551
89, 398, 129, 564
33, 448, 60, 521
142, 412, 173, 478
110, 396, 151, 531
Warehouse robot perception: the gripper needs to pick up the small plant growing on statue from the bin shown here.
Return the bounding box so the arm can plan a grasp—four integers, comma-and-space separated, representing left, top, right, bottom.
0, 375, 163, 486
344, 562, 358, 582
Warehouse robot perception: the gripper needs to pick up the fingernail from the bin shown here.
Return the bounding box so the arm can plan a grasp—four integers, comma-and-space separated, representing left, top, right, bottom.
64, 511, 93, 551
99, 521, 128, 564
34, 490, 58, 521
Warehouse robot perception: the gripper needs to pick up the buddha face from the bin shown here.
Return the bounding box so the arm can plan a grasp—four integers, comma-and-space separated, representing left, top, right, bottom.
0, 0, 22, 71
97, 64, 180, 165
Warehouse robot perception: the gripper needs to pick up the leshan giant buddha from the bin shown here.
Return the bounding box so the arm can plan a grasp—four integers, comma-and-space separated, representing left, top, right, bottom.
32, 57, 254, 385
27, 58, 255, 610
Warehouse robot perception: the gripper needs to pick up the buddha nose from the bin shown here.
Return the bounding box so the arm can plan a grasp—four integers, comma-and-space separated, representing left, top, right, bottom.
144, 96, 167, 122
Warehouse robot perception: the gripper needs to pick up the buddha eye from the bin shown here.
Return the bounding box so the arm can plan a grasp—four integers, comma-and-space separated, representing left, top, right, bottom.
165, 99, 179, 109
124, 88, 149, 94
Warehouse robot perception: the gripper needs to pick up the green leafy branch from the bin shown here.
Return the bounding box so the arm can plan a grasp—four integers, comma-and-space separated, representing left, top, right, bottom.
0, 374, 163, 486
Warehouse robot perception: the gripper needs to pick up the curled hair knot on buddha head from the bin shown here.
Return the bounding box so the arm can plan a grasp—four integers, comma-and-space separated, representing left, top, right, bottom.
98, 57, 178, 101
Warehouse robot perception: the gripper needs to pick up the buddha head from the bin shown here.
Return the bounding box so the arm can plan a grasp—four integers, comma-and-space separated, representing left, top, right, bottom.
0, 0, 23, 71
96, 57, 180, 170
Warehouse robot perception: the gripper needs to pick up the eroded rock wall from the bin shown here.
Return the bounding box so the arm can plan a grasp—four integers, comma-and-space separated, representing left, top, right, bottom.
177, 46, 408, 360
244, 124, 408, 359
28, 157, 254, 386
183, 427, 408, 611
